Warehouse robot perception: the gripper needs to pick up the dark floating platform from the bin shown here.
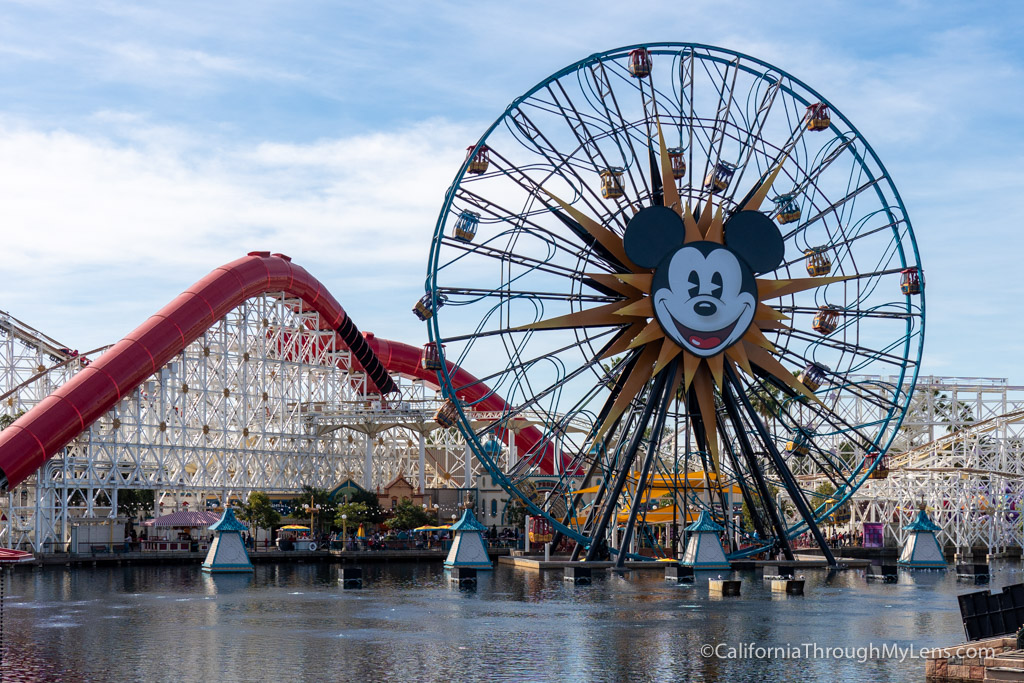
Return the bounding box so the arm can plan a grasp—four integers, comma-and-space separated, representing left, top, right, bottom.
340, 566, 363, 589
563, 566, 592, 585
709, 578, 742, 596
665, 564, 695, 583
771, 578, 805, 595
447, 566, 478, 586
866, 565, 898, 582
957, 563, 991, 583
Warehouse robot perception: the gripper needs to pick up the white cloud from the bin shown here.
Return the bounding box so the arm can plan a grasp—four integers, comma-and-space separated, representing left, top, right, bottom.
0, 116, 478, 349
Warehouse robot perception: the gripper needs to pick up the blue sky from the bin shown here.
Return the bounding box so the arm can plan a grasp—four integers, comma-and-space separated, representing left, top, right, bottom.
0, 0, 1021, 382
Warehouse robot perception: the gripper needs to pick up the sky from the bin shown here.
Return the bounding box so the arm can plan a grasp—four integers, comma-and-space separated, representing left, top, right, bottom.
0, 0, 1022, 383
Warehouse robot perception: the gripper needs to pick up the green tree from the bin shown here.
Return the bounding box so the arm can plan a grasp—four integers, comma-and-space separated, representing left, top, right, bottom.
742, 485, 792, 532
239, 491, 281, 542
388, 499, 435, 531
746, 382, 782, 420
814, 481, 850, 524
335, 501, 369, 527
346, 488, 387, 525
288, 485, 337, 534
117, 489, 155, 519
505, 497, 527, 529
0, 410, 25, 430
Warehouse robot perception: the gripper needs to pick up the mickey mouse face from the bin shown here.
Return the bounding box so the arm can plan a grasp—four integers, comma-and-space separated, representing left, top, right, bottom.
652, 242, 756, 355
623, 206, 784, 358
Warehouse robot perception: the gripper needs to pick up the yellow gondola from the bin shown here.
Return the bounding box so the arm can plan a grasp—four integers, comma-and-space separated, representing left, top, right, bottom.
804, 247, 832, 276
600, 168, 625, 199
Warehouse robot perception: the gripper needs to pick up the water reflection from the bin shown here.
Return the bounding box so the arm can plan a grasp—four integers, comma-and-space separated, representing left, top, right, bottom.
0, 560, 1016, 681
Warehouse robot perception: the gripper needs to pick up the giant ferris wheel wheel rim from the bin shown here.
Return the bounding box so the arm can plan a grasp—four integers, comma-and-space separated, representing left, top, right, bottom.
424, 42, 924, 559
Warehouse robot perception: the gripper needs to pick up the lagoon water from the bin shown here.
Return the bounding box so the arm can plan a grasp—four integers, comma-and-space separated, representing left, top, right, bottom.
0, 560, 1012, 682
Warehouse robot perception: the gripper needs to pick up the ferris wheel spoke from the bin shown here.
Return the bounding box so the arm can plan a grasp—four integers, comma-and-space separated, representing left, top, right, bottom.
546, 80, 642, 184
583, 60, 653, 202
772, 303, 916, 321
781, 327, 917, 370
447, 328, 622, 407
436, 287, 619, 305
438, 236, 599, 284
768, 343, 908, 413
781, 176, 884, 241
735, 371, 859, 485
791, 134, 859, 195
498, 108, 628, 226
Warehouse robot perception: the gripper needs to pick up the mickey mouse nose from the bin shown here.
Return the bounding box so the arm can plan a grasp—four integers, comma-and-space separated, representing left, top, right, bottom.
694, 301, 718, 317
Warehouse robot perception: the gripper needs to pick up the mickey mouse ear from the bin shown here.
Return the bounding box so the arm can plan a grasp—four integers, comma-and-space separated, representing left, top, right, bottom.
623, 206, 687, 269
723, 210, 785, 274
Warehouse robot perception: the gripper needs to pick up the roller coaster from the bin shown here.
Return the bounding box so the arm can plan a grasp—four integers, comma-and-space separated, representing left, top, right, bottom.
0, 253, 560, 550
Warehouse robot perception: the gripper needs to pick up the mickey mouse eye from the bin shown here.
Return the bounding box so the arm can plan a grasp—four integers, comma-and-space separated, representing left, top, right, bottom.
711, 271, 723, 299
687, 271, 700, 298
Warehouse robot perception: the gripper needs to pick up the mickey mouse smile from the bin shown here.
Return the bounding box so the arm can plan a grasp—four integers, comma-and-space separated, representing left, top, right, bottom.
669, 309, 747, 351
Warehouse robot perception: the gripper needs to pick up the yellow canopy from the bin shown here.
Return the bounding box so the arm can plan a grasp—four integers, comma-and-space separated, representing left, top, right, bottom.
616, 505, 700, 525
567, 507, 701, 526
573, 472, 732, 497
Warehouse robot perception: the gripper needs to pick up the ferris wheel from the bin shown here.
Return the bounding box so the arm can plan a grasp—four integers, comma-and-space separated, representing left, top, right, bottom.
421, 43, 924, 565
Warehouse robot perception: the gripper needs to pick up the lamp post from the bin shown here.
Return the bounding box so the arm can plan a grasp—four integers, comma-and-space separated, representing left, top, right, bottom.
341, 513, 348, 551
303, 496, 321, 538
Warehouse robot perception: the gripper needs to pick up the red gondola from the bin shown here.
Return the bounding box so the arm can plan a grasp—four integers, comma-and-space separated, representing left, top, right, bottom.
434, 399, 459, 428
628, 48, 652, 78
465, 145, 490, 175
806, 103, 830, 131
865, 450, 888, 479
900, 267, 922, 295
667, 147, 686, 179
420, 342, 444, 371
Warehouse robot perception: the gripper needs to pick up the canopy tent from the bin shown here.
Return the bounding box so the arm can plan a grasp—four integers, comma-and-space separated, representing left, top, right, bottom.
143, 510, 222, 527
565, 508, 701, 527
279, 525, 310, 531
572, 472, 743, 497
413, 525, 452, 532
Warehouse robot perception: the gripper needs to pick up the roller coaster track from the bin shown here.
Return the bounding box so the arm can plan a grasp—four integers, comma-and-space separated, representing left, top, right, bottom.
887, 407, 1024, 472
0, 252, 557, 490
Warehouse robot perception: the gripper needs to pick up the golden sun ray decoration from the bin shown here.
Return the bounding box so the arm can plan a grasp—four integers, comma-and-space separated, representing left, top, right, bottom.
523, 122, 851, 476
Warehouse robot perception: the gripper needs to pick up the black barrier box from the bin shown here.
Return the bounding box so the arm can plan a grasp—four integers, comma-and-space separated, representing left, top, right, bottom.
958, 583, 1024, 641
665, 564, 695, 582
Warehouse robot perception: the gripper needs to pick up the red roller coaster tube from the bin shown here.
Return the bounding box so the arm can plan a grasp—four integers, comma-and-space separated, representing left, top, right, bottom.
0, 253, 558, 490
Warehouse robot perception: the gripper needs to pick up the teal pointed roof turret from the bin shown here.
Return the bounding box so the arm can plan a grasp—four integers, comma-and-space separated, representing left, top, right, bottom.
685, 510, 725, 533
209, 507, 248, 532
904, 508, 941, 532
451, 507, 487, 532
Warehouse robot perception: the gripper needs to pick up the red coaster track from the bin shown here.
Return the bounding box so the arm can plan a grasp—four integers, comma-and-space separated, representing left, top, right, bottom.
0, 252, 555, 489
